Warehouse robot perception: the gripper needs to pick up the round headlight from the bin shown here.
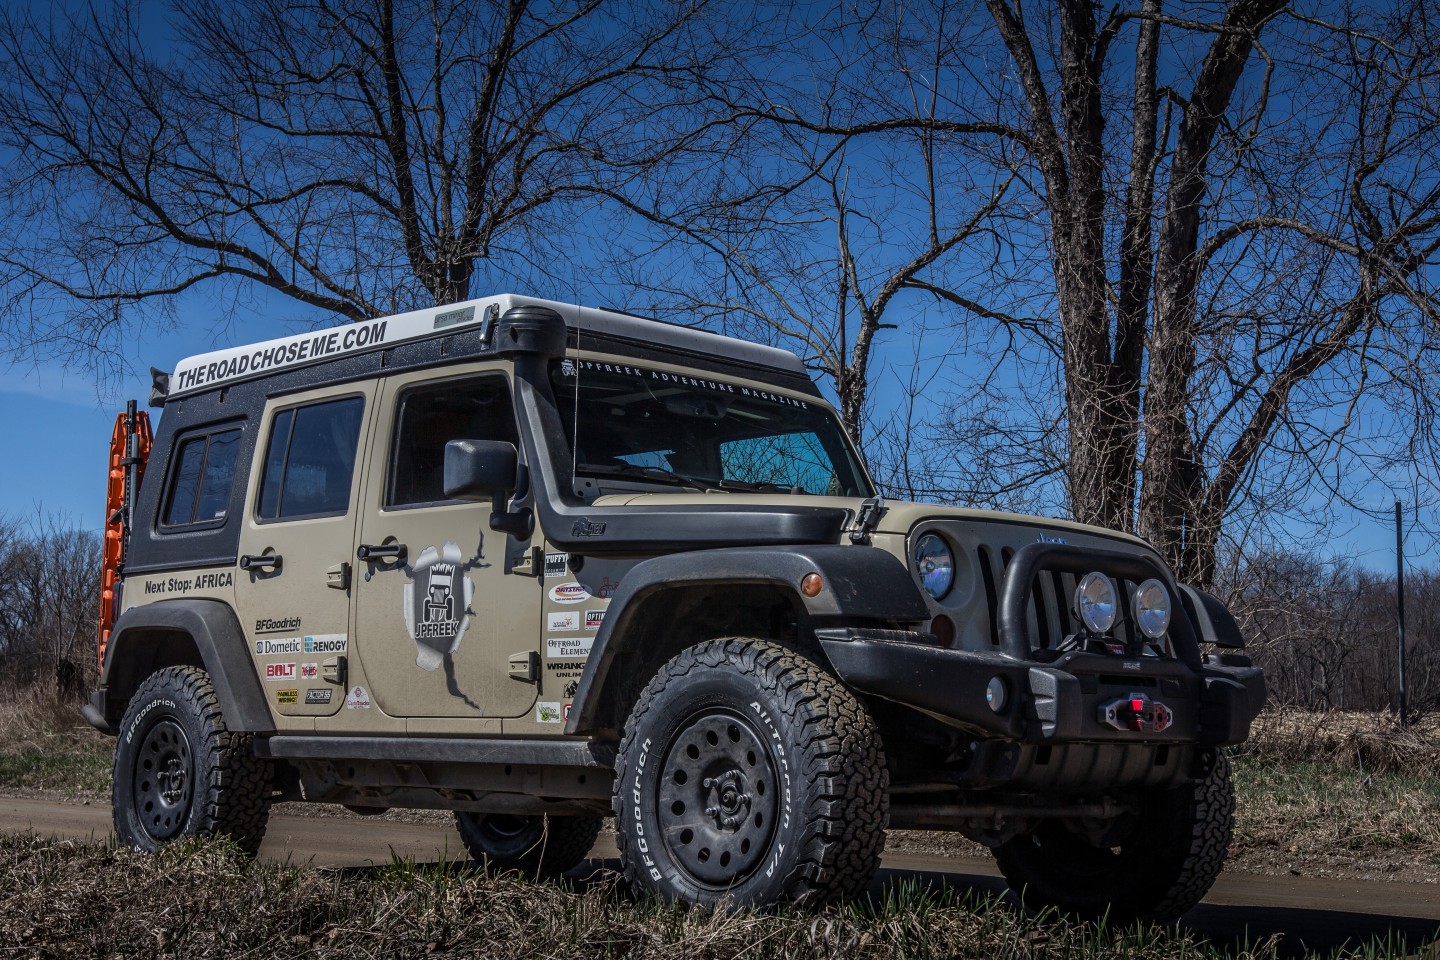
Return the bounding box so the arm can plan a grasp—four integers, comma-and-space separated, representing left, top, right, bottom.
913, 533, 955, 600
1132, 578, 1172, 639
1075, 571, 1118, 633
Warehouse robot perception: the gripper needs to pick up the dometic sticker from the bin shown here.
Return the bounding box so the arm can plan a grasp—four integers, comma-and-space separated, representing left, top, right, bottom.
548, 611, 580, 633
303, 635, 348, 654
305, 688, 332, 705
584, 610, 605, 630
300, 663, 319, 681
255, 616, 301, 634
547, 636, 594, 660
346, 686, 371, 710
543, 553, 569, 579
536, 702, 563, 724
142, 571, 234, 596
549, 582, 590, 604
265, 662, 296, 682
255, 637, 303, 656
276, 689, 298, 705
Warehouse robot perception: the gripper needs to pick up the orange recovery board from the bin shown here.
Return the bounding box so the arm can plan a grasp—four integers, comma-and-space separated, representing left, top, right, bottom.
98, 404, 152, 669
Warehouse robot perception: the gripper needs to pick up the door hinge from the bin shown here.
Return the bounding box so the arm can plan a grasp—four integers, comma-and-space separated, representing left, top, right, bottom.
326, 561, 351, 590
507, 650, 540, 683
322, 656, 348, 686
507, 546, 543, 577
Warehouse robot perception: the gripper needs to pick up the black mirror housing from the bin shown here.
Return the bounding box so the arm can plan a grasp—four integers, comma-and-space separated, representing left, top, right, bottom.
444, 439, 518, 501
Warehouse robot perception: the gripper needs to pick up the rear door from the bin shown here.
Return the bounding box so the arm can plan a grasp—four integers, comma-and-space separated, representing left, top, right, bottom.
233, 383, 377, 720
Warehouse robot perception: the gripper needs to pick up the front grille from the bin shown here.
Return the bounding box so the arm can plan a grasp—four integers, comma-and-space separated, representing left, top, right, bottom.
973, 545, 1139, 654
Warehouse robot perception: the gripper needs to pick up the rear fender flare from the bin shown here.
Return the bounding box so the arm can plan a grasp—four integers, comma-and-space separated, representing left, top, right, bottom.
100, 598, 273, 733
563, 544, 929, 736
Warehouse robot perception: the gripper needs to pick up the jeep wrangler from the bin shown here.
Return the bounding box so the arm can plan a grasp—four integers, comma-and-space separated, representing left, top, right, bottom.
87, 294, 1264, 919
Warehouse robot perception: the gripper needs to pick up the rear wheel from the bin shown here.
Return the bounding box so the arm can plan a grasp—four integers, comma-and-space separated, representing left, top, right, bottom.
992, 753, 1235, 924
614, 638, 888, 908
112, 665, 273, 855
453, 812, 602, 877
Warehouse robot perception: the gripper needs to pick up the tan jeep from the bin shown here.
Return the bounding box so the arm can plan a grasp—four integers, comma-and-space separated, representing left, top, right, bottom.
88, 294, 1264, 919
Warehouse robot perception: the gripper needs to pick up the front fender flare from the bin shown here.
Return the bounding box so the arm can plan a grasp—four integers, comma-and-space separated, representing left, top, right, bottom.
100, 599, 273, 733
563, 544, 929, 736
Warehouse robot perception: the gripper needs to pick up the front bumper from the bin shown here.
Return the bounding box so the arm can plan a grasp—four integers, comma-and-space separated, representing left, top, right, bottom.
818, 629, 1265, 747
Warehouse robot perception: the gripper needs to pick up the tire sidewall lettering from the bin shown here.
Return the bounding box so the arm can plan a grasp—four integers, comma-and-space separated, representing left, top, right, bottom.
124, 697, 177, 745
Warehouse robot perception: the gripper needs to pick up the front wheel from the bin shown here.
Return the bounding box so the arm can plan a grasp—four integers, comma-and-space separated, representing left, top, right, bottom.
993, 752, 1235, 924
112, 665, 273, 855
614, 638, 888, 908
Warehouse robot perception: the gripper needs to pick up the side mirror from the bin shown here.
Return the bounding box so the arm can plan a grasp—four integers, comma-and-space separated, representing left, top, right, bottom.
443, 439, 517, 501
444, 439, 533, 539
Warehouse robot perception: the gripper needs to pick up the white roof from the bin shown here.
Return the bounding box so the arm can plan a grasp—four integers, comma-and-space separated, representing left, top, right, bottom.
166, 294, 806, 399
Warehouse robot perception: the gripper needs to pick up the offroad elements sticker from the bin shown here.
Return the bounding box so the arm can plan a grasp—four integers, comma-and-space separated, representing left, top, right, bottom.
547, 635, 594, 660
549, 582, 591, 604
536, 702, 563, 724
305, 688, 332, 705
276, 689, 298, 705
544, 553, 569, 578
265, 662, 296, 682
402, 543, 477, 672
346, 686, 371, 710
548, 611, 580, 632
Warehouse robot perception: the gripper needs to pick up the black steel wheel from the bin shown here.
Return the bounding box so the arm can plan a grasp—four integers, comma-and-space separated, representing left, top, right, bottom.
614, 638, 887, 908
112, 665, 273, 855
993, 753, 1235, 924
453, 812, 602, 877
131, 718, 194, 842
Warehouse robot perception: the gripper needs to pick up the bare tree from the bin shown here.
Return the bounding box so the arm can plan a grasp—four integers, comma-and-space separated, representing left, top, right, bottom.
649, 0, 1440, 584
0, 0, 738, 376
0, 513, 101, 693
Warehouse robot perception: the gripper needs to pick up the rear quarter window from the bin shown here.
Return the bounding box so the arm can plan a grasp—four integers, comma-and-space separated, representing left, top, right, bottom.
160, 426, 243, 529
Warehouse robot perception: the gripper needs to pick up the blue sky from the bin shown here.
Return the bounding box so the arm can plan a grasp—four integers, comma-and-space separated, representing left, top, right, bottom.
1, 292, 1432, 575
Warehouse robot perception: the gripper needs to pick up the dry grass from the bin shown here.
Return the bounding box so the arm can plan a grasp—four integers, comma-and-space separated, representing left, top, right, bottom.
1239, 708, 1440, 775
0, 684, 108, 759
0, 833, 1412, 960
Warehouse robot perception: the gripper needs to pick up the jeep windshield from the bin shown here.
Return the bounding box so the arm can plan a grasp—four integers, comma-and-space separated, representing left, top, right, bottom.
550, 359, 873, 497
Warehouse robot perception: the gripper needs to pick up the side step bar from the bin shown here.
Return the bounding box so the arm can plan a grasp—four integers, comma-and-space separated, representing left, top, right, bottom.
254, 735, 616, 769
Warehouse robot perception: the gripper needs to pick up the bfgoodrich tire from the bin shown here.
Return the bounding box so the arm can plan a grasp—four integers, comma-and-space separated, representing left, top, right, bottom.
112, 665, 273, 855
614, 638, 888, 908
992, 752, 1235, 924
454, 812, 602, 877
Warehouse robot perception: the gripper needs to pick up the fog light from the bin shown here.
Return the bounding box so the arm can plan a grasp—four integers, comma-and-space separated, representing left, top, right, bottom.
985, 676, 1008, 713
1075, 571, 1118, 633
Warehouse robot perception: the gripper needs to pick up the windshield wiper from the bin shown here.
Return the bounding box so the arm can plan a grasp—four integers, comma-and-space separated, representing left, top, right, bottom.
577, 463, 719, 492
717, 479, 803, 494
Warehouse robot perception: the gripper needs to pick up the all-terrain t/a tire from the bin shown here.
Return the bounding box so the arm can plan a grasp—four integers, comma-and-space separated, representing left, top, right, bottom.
454, 813, 603, 877
112, 665, 273, 855
614, 638, 888, 908
992, 752, 1235, 924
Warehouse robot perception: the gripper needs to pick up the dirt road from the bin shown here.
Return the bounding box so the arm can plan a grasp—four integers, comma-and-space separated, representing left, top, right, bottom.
3, 795, 1436, 957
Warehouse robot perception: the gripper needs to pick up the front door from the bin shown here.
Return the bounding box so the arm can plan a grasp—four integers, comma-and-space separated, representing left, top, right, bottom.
351, 367, 539, 718
233, 383, 376, 719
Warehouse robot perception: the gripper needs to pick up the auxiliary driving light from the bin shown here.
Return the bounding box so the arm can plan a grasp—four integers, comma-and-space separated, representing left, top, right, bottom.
985, 676, 1008, 713
1075, 571, 1118, 633
1132, 578, 1173, 639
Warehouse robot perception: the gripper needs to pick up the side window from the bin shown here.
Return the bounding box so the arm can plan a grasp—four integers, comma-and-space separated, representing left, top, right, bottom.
161, 426, 242, 528
257, 396, 364, 521
387, 377, 518, 507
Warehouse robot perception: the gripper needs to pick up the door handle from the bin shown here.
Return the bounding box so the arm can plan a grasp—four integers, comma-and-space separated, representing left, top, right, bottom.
357, 542, 407, 562
239, 553, 282, 571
